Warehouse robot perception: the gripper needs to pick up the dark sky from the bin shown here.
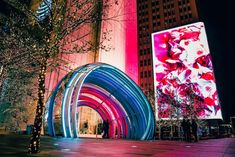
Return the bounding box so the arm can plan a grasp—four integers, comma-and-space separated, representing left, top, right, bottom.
196, 1, 235, 122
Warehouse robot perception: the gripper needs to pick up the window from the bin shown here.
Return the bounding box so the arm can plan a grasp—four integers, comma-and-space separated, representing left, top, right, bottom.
148, 71, 152, 77
144, 60, 147, 66
152, 1, 159, 6
148, 48, 151, 54
144, 71, 147, 77
144, 49, 147, 55
148, 59, 151, 65
153, 22, 157, 27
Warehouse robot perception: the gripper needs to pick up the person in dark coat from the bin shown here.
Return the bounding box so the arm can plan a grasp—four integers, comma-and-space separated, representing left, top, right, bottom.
102, 120, 106, 138
105, 120, 110, 138
191, 119, 198, 142
185, 119, 191, 142
181, 118, 187, 141
102, 119, 109, 138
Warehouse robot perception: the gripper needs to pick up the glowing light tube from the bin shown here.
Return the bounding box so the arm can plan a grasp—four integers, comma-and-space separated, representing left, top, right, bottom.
45, 63, 155, 140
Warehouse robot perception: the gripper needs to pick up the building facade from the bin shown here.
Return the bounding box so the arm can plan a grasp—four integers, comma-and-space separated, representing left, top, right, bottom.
45, 0, 138, 98
137, 0, 199, 94
42, 0, 139, 137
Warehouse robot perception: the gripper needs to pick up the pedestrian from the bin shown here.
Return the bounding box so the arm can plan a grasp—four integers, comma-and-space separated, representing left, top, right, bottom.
185, 119, 191, 142
191, 119, 198, 142
181, 118, 187, 141
105, 120, 110, 138
102, 119, 109, 138
102, 120, 106, 138
115, 127, 118, 139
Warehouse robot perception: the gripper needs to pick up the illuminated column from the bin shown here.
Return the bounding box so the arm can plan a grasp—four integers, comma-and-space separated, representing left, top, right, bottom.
98, 0, 138, 84
98, 0, 126, 73
124, 0, 138, 84
45, 0, 139, 99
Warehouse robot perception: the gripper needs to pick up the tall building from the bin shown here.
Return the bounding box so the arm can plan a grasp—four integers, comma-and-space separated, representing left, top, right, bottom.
44, 0, 138, 98
137, 0, 199, 94
39, 0, 139, 137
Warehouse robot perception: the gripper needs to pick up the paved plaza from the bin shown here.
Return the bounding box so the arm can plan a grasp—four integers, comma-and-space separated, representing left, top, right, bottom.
0, 134, 235, 157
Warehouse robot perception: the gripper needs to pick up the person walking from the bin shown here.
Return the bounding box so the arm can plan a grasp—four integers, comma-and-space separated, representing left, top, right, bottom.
181, 118, 187, 141
102, 120, 106, 138
102, 119, 110, 138
185, 119, 191, 142
191, 119, 198, 142
105, 120, 110, 138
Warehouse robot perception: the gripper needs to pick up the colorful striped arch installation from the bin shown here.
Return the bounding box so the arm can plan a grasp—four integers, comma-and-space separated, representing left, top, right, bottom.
45, 63, 155, 140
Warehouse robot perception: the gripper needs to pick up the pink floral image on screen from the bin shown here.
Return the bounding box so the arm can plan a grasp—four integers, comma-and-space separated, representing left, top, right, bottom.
152, 22, 222, 119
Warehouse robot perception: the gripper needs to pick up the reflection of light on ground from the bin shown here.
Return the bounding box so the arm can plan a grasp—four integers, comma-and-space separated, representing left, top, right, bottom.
79, 134, 102, 138
1, 135, 234, 156
61, 148, 70, 151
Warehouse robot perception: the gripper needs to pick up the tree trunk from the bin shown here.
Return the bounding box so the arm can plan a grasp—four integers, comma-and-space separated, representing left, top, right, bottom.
0, 65, 6, 101
28, 63, 46, 153
159, 125, 161, 140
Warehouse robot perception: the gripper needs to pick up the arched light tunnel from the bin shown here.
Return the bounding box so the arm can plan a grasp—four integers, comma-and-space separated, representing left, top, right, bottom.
45, 63, 155, 140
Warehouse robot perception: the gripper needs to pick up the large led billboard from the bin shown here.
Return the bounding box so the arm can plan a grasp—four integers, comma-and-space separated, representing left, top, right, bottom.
152, 22, 222, 120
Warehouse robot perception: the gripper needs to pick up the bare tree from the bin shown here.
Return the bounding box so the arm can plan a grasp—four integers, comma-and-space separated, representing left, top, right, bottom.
1, 0, 119, 153
0, 67, 37, 132
0, 5, 39, 133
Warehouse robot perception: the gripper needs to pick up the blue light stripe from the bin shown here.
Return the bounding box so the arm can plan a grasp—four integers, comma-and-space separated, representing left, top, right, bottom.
46, 63, 155, 140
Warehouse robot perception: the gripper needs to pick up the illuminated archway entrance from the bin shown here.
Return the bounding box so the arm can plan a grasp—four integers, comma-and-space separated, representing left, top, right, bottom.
45, 63, 155, 140
78, 106, 103, 138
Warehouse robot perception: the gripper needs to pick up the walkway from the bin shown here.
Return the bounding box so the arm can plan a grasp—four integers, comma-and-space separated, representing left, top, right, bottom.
0, 135, 234, 156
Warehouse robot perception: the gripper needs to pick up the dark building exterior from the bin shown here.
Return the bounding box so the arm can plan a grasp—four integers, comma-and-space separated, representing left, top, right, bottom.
137, 0, 199, 94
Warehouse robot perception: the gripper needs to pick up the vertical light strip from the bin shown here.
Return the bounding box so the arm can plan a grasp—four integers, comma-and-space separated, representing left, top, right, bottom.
71, 65, 99, 138
61, 69, 83, 137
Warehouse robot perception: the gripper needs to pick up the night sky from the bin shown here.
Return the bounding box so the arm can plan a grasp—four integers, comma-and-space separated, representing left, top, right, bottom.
197, 1, 235, 122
